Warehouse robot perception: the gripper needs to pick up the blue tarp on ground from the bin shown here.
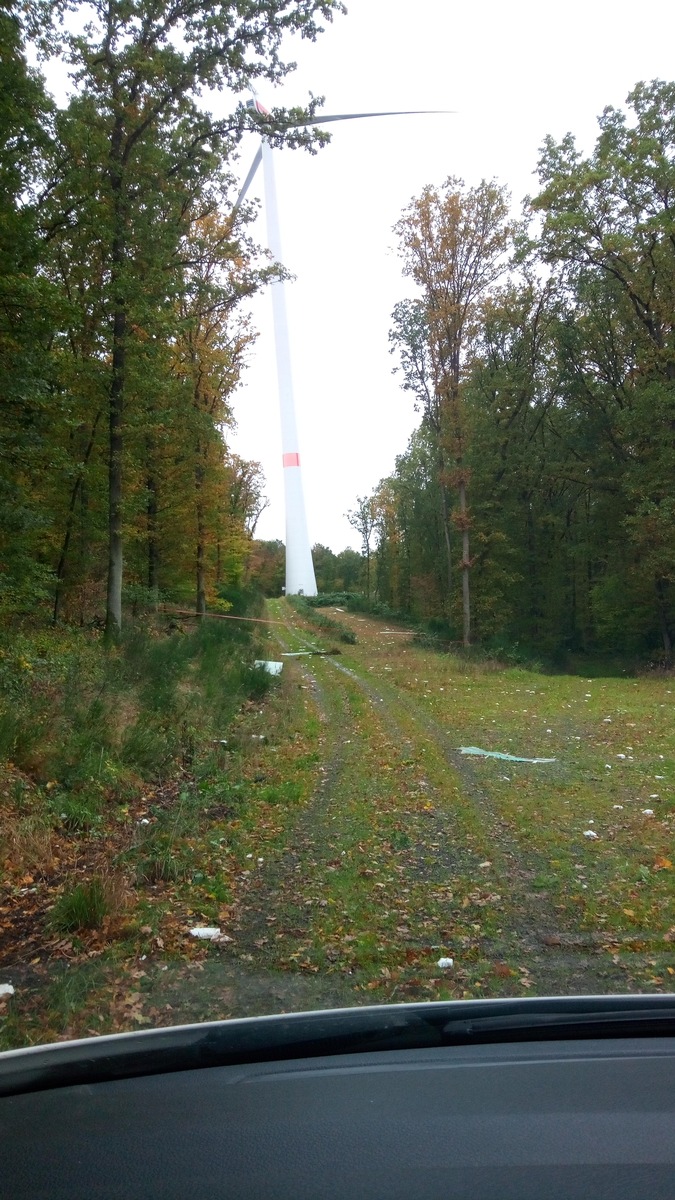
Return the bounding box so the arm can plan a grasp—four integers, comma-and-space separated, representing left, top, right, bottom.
459, 746, 556, 764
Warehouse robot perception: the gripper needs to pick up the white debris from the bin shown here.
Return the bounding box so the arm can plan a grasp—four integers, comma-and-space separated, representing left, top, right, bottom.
650, 794, 659, 799
605, 764, 612, 769
437, 957, 454, 969
655, 775, 665, 780
587, 819, 595, 824
190, 927, 221, 940
137, 818, 150, 825
0, 983, 15, 997
616, 754, 626, 759
583, 830, 599, 839
479, 861, 492, 868
613, 804, 624, 810
642, 809, 654, 816
603, 717, 612, 722
253, 660, 283, 676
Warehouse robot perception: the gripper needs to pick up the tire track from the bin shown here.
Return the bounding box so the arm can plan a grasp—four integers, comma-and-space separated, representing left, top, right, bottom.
312, 620, 629, 996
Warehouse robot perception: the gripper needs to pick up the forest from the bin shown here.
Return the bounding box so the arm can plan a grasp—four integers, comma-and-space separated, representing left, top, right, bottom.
1, 0, 674, 666
369, 81, 675, 663
0, 0, 343, 636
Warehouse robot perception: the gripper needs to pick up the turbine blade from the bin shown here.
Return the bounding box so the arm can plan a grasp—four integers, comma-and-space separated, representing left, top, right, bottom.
301, 109, 454, 124
233, 143, 263, 212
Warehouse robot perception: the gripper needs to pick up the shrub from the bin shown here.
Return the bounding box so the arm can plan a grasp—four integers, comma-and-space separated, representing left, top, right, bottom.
49, 876, 114, 932
51, 789, 103, 832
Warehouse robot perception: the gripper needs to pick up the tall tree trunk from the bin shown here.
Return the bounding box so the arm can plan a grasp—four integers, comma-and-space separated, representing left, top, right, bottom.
195, 446, 206, 616
656, 578, 672, 657
458, 477, 471, 647
437, 446, 452, 609
53, 410, 103, 623
105, 302, 125, 639
147, 438, 159, 595
105, 137, 126, 641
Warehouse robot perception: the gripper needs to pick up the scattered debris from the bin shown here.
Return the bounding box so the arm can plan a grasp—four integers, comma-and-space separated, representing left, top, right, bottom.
583, 830, 599, 839
189, 927, 221, 940
281, 649, 340, 657
642, 809, 655, 816
437, 957, 454, 969
459, 746, 556, 764
254, 660, 283, 675
0, 983, 15, 997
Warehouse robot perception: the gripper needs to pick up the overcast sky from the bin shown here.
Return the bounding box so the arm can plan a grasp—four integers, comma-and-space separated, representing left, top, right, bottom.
43, 0, 675, 553
217, 0, 675, 552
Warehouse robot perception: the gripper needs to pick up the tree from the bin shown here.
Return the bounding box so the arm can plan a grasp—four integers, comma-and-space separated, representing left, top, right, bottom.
0, 5, 58, 614
248, 539, 285, 596
34, 0, 345, 637
312, 544, 339, 593
334, 548, 363, 591
533, 80, 675, 653
393, 178, 515, 644
346, 496, 376, 599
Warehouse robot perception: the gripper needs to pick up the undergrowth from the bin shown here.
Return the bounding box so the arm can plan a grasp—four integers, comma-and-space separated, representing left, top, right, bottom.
0, 610, 270, 786
287, 595, 357, 643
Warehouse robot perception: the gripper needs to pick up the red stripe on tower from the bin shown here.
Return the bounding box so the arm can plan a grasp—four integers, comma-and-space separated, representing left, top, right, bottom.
283, 452, 300, 468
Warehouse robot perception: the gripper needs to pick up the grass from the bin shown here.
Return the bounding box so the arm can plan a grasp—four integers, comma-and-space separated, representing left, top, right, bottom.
286, 595, 357, 643
3, 596, 675, 1048
269, 598, 675, 998
49, 876, 115, 933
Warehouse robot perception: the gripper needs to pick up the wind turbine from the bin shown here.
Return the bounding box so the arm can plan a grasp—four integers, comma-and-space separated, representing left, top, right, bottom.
236, 99, 451, 596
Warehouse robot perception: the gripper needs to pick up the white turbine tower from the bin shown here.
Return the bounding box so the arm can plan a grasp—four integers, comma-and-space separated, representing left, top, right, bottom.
237, 100, 450, 596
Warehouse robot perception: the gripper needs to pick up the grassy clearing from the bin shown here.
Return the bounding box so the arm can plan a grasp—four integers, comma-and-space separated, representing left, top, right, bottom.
3, 597, 675, 1046
252, 602, 534, 1001
320, 605, 675, 990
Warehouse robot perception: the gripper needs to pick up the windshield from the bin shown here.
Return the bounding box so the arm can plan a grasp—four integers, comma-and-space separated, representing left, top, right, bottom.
1, 0, 674, 1050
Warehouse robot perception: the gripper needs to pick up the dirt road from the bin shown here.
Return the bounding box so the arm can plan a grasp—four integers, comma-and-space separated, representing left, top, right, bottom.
210, 601, 644, 1016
